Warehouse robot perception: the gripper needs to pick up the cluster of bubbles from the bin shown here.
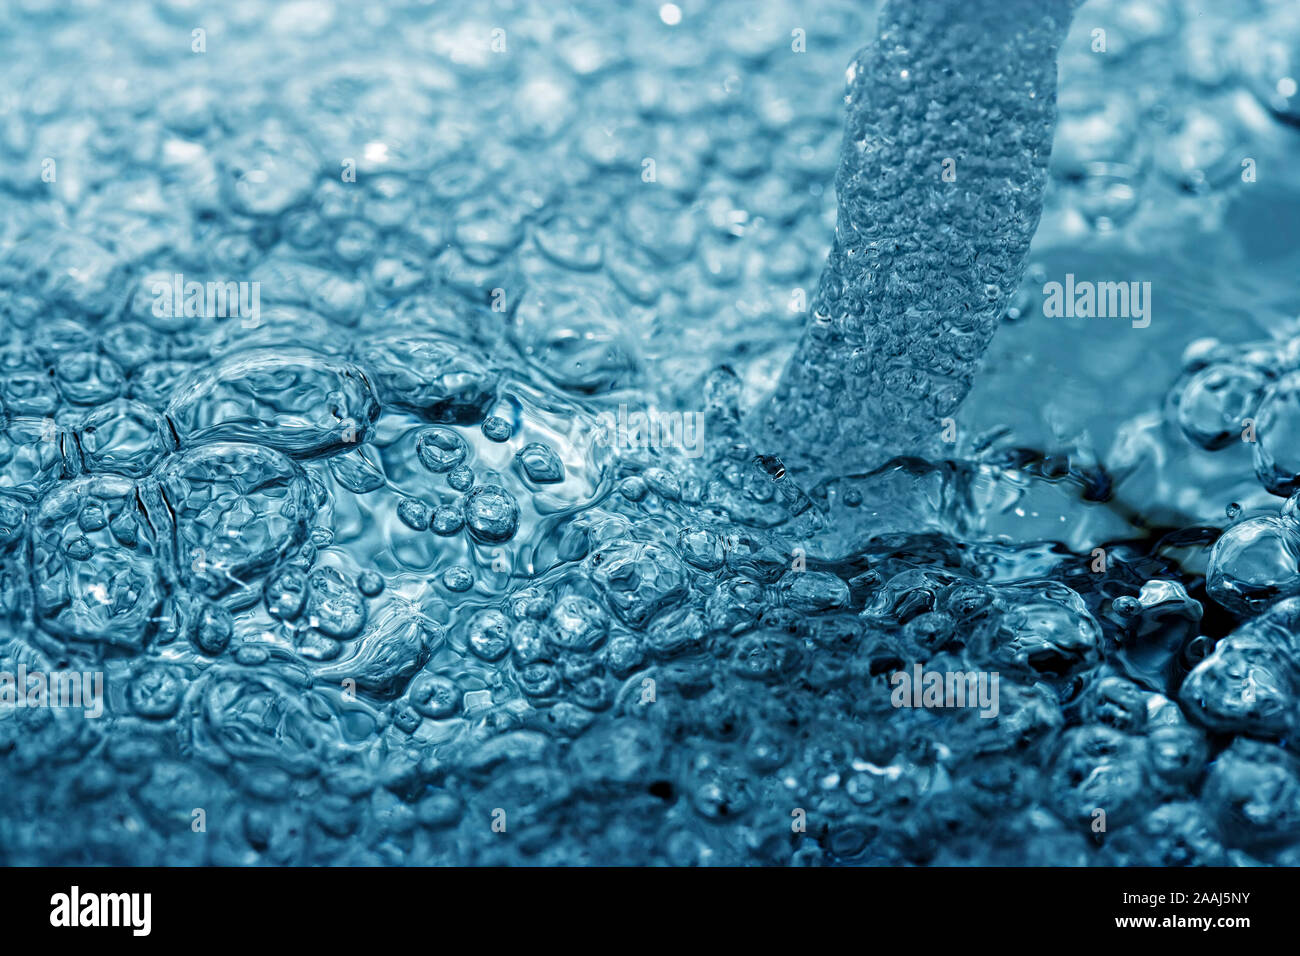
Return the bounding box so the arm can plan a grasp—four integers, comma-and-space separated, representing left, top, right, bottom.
1043, 0, 1300, 238
2, 0, 1300, 867
1163, 336, 1300, 750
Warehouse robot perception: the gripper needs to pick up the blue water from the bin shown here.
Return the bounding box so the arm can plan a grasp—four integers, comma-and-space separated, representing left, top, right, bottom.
3, 0, 1300, 865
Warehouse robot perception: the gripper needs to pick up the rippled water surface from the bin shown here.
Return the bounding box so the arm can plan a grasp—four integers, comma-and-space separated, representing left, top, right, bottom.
3, 0, 1300, 866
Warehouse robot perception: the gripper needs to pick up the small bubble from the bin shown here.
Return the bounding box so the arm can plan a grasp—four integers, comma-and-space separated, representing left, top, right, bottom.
619, 475, 648, 501
1112, 595, 1142, 618
431, 504, 465, 536
447, 465, 475, 492
442, 566, 474, 592
482, 416, 513, 442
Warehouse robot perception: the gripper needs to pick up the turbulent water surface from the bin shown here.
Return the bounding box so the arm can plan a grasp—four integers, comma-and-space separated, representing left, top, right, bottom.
3, 0, 1300, 865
